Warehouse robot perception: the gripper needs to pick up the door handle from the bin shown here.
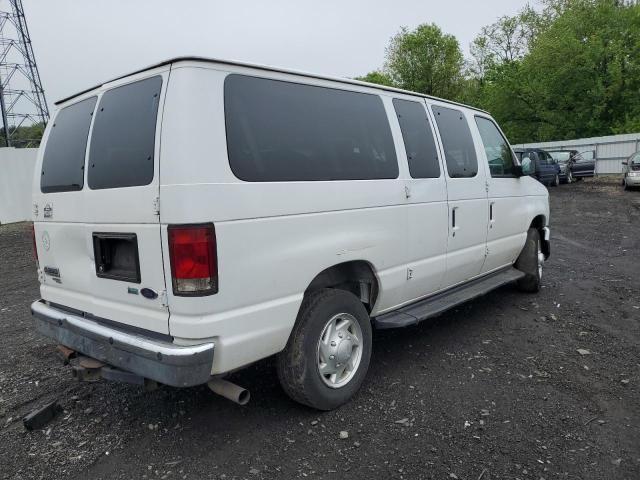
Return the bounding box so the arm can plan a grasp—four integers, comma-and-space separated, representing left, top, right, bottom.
489, 202, 495, 228
451, 207, 458, 237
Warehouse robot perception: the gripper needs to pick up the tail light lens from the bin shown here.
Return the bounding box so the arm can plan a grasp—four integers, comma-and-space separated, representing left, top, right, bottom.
31, 224, 38, 264
168, 224, 218, 296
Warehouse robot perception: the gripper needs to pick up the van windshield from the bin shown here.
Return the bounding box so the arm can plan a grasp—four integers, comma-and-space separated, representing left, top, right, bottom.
40, 97, 97, 193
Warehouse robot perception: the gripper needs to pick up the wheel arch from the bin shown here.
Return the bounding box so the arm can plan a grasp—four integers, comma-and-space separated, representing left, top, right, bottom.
304, 260, 380, 314
529, 214, 550, 258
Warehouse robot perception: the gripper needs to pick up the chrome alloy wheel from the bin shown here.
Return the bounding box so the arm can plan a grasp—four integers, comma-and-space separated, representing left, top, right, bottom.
317, 313, 363, 388
537, 240, 545, 280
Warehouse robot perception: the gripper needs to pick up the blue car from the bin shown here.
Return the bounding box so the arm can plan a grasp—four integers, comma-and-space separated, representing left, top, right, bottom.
513, 148, 561, 187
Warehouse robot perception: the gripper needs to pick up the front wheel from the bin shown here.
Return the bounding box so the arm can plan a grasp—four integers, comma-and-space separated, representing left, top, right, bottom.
516, 228, 544, 293
277, 289, 372, 410
552, 174, 560, 187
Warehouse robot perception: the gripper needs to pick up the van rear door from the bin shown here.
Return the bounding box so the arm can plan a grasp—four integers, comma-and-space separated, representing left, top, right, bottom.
33, 69, 170, 335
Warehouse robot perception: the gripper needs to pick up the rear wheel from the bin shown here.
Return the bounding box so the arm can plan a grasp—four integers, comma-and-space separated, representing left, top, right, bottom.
516, 228, 543, 293
277, 289, 372, 410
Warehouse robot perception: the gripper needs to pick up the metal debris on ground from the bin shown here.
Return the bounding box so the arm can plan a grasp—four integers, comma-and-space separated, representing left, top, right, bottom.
23, 400, 62, 431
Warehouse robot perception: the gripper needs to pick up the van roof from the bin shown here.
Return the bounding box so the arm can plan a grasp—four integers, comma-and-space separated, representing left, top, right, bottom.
55, 56, 489, 114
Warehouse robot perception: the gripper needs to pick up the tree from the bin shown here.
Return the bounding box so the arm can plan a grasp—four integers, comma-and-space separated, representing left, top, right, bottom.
354, 70, 395, 87
480, 15, 529, 63
468, 34, 495, 85
0, 123, 45, 148
384, 23, 464, 100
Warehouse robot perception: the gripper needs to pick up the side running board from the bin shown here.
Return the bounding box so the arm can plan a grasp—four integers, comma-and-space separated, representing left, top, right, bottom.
374, 267, 525, 329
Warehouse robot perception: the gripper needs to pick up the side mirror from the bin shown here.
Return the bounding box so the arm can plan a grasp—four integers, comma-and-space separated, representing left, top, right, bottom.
622, 161, 628, 166
511, 164, 524, 177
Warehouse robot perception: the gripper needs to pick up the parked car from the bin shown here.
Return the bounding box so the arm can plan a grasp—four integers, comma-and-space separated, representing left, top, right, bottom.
30, 57, 550, 410
547, 149, 596, 183
622, 151, 640, 190
570, 150, 596, 180
547, 150, 575, 183
513, 148, 561, 186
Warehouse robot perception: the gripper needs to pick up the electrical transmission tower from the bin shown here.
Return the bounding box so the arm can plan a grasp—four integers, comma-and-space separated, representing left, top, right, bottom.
0, 0, 48, 147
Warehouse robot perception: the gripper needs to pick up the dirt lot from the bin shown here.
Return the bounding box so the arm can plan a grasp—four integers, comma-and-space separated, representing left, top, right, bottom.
1, 178, 639, 480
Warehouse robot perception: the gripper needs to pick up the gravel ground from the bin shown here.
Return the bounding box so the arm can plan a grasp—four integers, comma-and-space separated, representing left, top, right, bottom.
1, 178, 639, 480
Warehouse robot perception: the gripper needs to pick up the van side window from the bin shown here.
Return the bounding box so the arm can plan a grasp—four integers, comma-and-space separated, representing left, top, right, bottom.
88, 76, 162, 190
475, 116, 516, 177
224, 75, 398, 181
40, 97, 97, 193
392, 99, 440, 178
431, 105, 478, 178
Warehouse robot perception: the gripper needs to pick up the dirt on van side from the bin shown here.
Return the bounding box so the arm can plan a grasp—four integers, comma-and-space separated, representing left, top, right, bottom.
1, 179, 639, 480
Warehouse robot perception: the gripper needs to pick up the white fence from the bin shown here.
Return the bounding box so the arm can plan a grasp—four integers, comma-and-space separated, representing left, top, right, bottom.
0, 147, 37, 224
515, 132, 640, 174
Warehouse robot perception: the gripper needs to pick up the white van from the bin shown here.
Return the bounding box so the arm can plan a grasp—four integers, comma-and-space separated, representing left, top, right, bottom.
31, 57, 550, 410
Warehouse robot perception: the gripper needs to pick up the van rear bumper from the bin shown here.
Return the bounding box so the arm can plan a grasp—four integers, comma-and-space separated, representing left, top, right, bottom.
31, 300, 214, 387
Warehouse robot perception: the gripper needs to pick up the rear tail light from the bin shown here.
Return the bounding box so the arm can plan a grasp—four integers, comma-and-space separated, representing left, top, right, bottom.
167, 224, 218, 296
31, 224, 38, 264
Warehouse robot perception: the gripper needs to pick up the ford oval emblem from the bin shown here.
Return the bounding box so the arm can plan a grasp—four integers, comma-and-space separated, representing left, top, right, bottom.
140, 288, 158, 300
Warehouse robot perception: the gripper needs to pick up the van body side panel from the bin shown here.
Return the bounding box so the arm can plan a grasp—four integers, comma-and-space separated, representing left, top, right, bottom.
160, 66, 409, 373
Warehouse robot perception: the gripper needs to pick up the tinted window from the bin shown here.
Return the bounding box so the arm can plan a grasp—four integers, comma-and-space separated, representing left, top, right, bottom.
431, 106, 477, 178
88, 76, 162, 190
475, 116, 515, 177
41, 97, 96, 193
393, 99, 440, 178
225, 75, 398, 181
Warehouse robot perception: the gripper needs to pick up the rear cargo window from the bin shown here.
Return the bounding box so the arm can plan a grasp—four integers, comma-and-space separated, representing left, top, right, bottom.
40, 97, 97, 193
224, 75, 398, 181
88, 76, 162, 190
431, 105, 478, 178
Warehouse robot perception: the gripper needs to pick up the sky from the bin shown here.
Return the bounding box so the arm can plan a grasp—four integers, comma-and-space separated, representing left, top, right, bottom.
23, 0, 532, 109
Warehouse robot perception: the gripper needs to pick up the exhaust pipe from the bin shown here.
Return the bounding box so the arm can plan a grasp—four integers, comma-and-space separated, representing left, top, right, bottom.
207, 378, 250, 405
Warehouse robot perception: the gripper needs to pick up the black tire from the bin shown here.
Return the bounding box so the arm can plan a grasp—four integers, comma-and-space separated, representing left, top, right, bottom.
515, 228, 543, 293
552, 174, 560, 187
277, 288, 372, 410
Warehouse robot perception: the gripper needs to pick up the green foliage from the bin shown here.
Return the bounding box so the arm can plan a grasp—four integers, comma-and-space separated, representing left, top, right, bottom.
384, 23, 465, 99
0, 123, 45, 148
479, 0, 640, 142
354, 71, 395, 87
359, 0, 640, 144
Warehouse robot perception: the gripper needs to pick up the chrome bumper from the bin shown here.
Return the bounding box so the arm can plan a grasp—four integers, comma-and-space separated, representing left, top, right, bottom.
31, 300, 214, 387
626, 175, 640, 185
